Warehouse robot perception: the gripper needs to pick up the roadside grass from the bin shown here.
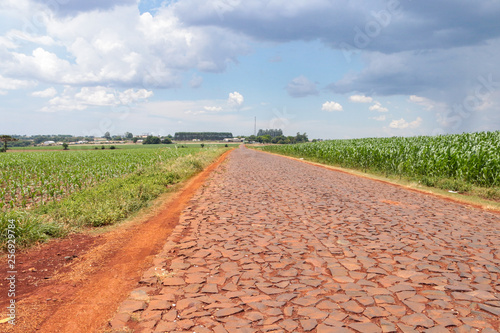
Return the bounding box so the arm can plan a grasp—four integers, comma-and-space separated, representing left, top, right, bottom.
0, 147, 228, 250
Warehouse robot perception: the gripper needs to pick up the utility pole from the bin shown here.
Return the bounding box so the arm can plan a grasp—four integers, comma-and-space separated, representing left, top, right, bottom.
254, 116, 256, 136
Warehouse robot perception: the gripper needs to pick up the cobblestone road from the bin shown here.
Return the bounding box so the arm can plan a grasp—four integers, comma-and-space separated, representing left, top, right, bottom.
111, 147, 500, 333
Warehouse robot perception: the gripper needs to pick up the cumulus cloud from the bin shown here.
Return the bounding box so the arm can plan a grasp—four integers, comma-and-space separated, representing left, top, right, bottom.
349, 95, 373, 103
0, 4, 250, 88
32, 87, 57, 98
227, 91, 244, 108
389, 117, 423, 129
322, 101, 343, 112
369, 102, 388, 113
286, 75, 318, 98
0, 74, 36, 93
41, 86, 153, 112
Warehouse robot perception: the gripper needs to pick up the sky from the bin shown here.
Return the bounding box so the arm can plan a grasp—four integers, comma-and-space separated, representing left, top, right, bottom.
0, 0, 499, 139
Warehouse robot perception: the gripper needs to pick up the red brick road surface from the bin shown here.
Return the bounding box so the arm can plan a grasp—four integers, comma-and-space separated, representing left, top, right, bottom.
110, 147, 500, 332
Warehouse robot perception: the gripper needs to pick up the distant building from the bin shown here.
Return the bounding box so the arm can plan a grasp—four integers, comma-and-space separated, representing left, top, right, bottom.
42, 141, 56, 146
174, 132, 233, 141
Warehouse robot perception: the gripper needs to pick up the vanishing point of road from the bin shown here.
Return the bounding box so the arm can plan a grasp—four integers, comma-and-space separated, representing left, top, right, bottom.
110, 146, 500, 332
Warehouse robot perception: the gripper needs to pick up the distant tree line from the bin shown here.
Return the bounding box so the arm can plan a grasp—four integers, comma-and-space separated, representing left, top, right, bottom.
247, 132, 309, 144
257, 129, 283, 138
174, 132, 233, 141
142, 136, 172, 144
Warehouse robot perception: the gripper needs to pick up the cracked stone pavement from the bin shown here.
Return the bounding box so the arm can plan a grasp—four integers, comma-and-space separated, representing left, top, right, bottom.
110, 147, 500, 333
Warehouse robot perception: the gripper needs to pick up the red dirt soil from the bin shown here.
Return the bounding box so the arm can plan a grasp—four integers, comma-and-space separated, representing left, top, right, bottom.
0, 149, 232, 333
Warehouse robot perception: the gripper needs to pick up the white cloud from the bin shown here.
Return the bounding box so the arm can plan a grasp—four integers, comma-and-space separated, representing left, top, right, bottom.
409, 95, 443, 111
349, 95, 373, 103
369, 102, 389, 113
0, 74, 36, 92
0, 5, 250, 88
0, 36, 18, 49
227, 91, 244, 108
204, 106, 223, 112
322, 101, 343, 112
286, 75, 318, 98
371, 115, 386, 121
389, 117, 423, 129
32, 87, 57, 98
6, 30, 57, 46
41, 86, 153, 112
7, 48, 73, 83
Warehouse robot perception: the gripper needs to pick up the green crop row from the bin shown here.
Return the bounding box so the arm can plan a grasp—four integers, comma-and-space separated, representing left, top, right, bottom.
259, 131, 500, 188
0, 147, 202, 211
0, 146, 228, 249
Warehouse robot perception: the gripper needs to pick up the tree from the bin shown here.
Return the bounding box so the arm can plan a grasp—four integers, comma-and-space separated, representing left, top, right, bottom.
125, 132, 133, 139
143, 136, 161, 144
133, 137, 139, 143
295, 132, 309, 143
0, 135, 18, 152
103, 131, 111, 140
161, 137, 172, 144
257, 129, 283, 138
62, 143, 69, 150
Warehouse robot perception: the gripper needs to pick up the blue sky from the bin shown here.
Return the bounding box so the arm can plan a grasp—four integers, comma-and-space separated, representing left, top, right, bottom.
1, 0, 499, 139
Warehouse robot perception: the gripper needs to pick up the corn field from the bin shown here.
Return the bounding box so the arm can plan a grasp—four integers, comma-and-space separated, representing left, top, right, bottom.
0, 147, 199, 211
260, 131, 500, 187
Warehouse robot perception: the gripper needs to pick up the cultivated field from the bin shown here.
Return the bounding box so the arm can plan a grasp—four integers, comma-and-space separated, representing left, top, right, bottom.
1, 147, 202, 211
0, 145, 229, 248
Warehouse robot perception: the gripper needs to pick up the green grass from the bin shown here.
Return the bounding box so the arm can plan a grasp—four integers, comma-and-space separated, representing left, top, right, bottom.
0, 147, 228, 250
1, 146, 227, 211
256, 131, 500, 201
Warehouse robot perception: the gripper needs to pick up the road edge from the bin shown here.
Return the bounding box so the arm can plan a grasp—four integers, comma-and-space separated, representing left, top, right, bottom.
255, 148, 500, 214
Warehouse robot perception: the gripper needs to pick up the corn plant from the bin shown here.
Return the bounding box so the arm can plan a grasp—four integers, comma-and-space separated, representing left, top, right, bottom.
0, 147, 200, 212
